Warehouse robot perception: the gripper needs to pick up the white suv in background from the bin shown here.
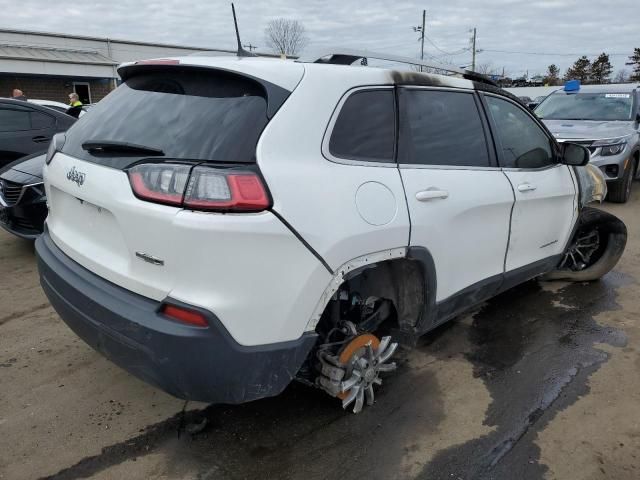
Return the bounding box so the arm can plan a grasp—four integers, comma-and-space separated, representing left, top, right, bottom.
36, 52, 627, 413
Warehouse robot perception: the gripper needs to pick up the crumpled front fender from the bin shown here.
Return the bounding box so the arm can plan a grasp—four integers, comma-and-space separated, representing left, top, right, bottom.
574, 164, 607, 207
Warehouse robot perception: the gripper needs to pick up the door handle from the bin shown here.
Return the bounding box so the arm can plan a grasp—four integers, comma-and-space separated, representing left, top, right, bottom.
517, 183, 537, 192
32, 135, 51, 143
416, 189, 449, 201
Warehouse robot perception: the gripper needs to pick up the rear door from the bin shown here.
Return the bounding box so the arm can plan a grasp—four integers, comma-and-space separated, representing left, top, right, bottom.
482, 94, 576, 274
0, 103, 54, 166
398, 87, 514, 306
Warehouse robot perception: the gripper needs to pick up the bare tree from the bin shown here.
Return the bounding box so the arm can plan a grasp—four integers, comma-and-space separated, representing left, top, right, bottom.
264, 18, 308, 57
476, 62, 497, 75
613, 69, 629, 83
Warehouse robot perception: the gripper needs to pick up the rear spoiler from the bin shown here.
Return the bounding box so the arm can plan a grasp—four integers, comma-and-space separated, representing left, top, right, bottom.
117, 60, 290, 118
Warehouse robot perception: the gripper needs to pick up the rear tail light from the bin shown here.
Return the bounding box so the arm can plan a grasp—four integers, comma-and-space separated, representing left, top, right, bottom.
161, 304, 208, 327
128, 163, 191, 206
128, 163, 270, 212
184, 166, 270, 211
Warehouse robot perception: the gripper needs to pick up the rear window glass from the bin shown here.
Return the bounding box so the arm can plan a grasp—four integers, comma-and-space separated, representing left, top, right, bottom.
61, 69, 270, 167
329, 90, 395, 163
31, 111, 55, 129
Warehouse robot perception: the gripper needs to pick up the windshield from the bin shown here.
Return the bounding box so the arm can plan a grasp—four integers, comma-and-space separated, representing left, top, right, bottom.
535, 92, 634, 121
62, 69, 270, 168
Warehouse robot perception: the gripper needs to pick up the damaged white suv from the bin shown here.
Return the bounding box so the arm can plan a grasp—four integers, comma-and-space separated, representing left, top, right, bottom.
36, 51, 627, 413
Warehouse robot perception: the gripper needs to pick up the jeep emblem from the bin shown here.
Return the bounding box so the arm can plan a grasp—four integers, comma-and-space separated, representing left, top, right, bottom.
67, 166, 86, 186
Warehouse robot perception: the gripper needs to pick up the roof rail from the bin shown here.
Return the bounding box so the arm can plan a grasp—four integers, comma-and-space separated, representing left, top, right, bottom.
298, 48, 497, 87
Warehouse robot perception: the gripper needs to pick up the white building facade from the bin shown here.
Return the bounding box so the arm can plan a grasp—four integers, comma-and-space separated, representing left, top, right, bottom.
0, 28, 235, 103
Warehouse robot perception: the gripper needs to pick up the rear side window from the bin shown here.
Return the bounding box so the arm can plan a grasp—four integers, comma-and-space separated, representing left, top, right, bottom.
0, 107, 31, 132
485, 96, 554, 169
329, 90, 395, 163
62, 69, 271, 168
30, 111, 55, 129
398, 89, 490, 167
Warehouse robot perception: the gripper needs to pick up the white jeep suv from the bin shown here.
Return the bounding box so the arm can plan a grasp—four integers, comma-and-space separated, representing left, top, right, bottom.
36, 52, 627, 413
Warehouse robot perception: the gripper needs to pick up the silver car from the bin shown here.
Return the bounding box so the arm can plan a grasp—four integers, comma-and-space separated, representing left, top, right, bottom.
536, 83, 640, 203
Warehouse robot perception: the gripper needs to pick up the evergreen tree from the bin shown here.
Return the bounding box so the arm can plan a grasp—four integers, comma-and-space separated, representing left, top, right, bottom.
626, 48, 640, 81
544, 64, 561, 85
565, 56, 591, 83
590, 53, 613, 84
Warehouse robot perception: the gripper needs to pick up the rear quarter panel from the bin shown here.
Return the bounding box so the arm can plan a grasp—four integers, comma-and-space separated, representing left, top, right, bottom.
257, 66, 411, 271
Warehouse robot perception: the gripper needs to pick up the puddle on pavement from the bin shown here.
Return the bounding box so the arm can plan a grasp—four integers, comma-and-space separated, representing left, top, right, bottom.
418, 272, 629, 480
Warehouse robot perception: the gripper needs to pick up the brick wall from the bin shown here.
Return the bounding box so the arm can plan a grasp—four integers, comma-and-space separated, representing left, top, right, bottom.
0, 75, 115, 103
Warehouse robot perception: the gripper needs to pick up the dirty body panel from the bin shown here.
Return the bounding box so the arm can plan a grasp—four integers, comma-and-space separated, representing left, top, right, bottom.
36, 230, 317, 404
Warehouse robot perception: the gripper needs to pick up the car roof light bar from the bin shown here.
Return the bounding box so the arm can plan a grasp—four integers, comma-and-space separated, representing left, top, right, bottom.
564, 79, 581, 92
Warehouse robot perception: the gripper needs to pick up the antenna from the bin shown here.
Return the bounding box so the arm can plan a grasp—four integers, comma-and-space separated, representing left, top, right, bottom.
231, 3, 257, 57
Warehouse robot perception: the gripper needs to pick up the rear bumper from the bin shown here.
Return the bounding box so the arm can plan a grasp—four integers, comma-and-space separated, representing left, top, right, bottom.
35, 230, 317, 404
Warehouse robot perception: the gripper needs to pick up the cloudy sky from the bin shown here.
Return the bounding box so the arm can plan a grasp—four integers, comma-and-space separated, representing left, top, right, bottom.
1, 0, 637, 78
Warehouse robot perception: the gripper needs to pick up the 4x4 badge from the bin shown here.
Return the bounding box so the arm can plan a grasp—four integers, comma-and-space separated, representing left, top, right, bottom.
67, 167, 86, 186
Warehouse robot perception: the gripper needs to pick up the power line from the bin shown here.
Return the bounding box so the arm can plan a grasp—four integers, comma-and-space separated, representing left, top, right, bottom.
482, 49, 630, 57
423, 35, 470, 56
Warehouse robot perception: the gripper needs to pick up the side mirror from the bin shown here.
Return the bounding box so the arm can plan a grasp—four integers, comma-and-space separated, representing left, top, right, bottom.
561, 142, 590, 166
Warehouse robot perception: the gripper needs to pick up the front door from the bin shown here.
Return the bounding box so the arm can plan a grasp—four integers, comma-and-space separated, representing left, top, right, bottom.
483, 94, 576, 273
398, 87, 514, 306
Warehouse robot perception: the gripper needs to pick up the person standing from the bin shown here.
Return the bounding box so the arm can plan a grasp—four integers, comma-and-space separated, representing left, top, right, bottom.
66, 92, 83, 118
11, 89, 27, 101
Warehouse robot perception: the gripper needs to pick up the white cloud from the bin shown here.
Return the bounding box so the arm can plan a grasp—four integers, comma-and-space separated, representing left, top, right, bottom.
2, 0, 637, 77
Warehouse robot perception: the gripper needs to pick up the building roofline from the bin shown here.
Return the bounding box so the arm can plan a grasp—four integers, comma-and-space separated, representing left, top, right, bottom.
0, 54, 118, 67
0, 27, 236, 53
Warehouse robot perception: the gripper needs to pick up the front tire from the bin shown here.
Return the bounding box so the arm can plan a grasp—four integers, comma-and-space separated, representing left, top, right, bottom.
607, 160, 635, 203
541, 207, 627, 282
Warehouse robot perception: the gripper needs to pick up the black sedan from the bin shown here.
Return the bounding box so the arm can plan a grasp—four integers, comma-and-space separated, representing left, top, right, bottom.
0, 153, 47, 239
0, 98, 76, 169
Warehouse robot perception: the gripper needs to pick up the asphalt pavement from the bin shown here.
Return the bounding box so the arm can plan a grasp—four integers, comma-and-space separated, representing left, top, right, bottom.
1, 194, 639, 480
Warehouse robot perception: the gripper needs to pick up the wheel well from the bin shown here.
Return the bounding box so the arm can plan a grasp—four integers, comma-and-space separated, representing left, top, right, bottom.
315, 258, 426, 335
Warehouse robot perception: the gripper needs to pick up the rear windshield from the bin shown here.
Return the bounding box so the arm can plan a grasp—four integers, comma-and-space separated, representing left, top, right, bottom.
61, 69, 270, 168
536, 92, 634, 121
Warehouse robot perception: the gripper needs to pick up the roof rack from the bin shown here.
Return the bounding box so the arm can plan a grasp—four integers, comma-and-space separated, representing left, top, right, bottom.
298, 48, 497, 87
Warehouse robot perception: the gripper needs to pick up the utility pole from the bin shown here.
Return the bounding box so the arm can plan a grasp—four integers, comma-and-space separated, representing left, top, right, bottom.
420, 10, 426, 68
471, 27, 477, 72
412, 10, 426, 72
243, 43, 257, 52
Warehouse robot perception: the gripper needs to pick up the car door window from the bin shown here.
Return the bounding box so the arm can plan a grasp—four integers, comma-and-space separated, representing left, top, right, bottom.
398, 89, 491, 167
0, 107, 31, 132
328, 89, 395, 163
485, 96, 555, 169
30, 111, 55, 129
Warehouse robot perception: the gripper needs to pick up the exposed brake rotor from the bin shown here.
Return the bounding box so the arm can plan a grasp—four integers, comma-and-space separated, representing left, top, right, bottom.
335, 333, 398, 413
